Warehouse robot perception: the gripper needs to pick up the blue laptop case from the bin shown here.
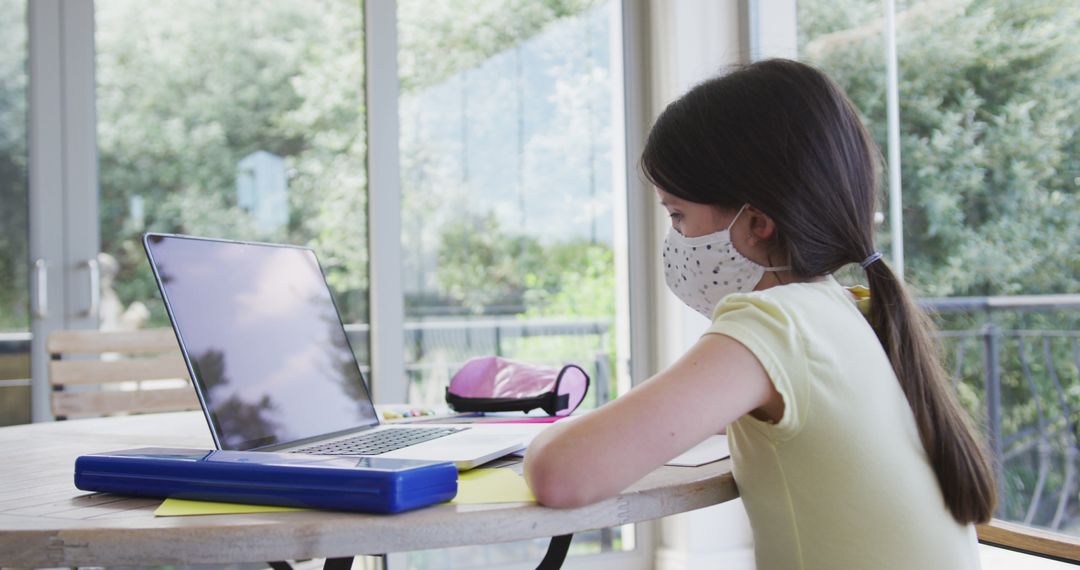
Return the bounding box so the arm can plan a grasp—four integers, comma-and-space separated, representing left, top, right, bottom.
75, 447, 458, 514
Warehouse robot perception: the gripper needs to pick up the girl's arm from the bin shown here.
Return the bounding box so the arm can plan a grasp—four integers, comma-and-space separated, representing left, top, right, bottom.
523, 333, 778, 508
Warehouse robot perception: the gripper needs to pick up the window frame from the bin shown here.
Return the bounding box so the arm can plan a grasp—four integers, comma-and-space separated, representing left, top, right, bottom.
364, 0, 407, 404
28, 0, 99, 423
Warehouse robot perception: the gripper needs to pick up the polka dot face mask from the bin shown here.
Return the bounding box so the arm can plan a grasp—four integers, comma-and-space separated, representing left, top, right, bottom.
662, 204, 790, 318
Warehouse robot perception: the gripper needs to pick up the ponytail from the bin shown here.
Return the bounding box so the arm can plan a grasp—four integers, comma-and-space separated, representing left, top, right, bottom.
864, 257, 997, 524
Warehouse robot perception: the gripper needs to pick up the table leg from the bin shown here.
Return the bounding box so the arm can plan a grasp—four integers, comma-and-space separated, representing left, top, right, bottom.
536, 534, 573, 570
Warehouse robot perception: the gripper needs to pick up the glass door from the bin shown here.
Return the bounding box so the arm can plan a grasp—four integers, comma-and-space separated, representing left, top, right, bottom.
25, 0, 99, 423
0, 0, 30, 426
17, 0, 370, 423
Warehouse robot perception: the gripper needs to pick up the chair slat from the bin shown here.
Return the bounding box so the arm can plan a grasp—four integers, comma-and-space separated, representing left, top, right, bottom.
49, 355, 189, 386
51, 387, 200, 418
47, 328, 196, 419
46, 328, 178, 355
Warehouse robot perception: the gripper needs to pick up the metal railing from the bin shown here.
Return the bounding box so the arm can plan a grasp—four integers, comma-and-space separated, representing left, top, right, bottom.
0, 319, 613, 405
0, 332, 31, 389
343, 317, 613, 406
924, 295, 1080, 531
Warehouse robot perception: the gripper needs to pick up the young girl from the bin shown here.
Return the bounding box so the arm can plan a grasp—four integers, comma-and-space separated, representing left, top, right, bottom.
524, 59, 996, 569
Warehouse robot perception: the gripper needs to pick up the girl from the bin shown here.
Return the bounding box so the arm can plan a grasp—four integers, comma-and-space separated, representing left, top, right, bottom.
524, 59, 996, 569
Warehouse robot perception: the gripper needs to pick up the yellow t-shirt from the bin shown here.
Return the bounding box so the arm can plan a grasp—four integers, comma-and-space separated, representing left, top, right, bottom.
706, 276, 980, 570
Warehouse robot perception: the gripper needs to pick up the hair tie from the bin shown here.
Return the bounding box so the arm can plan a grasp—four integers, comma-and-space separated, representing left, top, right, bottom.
859, 252, 883, 269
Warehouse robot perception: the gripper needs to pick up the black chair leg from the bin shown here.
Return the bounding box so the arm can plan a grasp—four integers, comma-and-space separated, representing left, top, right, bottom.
323, 556, 356, 570
269, 557, 356, 570
536, 534, 573, 570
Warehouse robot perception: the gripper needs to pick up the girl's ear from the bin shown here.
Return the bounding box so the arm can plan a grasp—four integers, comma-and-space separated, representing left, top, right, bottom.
746, 206, 777, 244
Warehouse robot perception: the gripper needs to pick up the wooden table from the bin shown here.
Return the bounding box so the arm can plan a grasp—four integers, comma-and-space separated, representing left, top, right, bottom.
0, 412, 737, 568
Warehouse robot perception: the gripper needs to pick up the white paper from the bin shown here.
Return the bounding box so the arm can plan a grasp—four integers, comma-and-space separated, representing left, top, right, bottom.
666, 435, 730, 467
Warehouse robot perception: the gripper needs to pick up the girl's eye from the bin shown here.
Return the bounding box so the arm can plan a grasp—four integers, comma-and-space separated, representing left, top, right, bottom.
669, 212, 683, 221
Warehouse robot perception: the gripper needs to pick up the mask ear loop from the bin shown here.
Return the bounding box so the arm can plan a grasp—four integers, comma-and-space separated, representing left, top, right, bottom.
543, 366, 570, 416
725, 204, 750, 232
542, 364, 590, 415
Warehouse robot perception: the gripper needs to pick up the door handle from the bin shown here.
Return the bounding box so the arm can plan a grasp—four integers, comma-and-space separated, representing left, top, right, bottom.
84, 258, 100, 318
33, 258, 47, 319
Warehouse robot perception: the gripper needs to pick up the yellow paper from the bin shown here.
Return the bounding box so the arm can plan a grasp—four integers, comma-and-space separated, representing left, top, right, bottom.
153, 467, 534, 515
154, 498, 306, 517
451, 468, 535, 504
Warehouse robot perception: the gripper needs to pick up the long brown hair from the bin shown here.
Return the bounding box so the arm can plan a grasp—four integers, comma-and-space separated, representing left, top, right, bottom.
641, 59, 996, 524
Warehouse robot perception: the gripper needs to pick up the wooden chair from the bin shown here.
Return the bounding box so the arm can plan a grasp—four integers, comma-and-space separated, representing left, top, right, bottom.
47, 328, 199, 419
977, 519, 1080, 564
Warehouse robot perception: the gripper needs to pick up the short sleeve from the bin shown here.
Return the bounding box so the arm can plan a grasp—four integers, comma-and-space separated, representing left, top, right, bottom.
705, 292, 810, 442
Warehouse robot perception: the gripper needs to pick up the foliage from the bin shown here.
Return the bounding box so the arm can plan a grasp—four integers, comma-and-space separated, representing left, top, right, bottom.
800, 0, 1080, 297
94, 0, 369, 323
523, 242, 615, 318
0, 0, 616, 333
398, 0, 605, 91
432, 210, 616, 316
517, 243, 616, 404
435, 212, 547, 314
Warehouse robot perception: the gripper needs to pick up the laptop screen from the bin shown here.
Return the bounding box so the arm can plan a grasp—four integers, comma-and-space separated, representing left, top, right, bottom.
144, 234, 379, 450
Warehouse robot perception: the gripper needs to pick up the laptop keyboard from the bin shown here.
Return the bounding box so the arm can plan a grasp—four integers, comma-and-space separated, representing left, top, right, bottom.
292, 426, 470, 456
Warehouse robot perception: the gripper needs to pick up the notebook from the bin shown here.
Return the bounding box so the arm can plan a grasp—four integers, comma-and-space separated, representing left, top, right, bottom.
143, 233, 528, 470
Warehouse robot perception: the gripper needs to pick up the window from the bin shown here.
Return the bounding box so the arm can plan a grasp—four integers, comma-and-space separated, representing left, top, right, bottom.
95, 0, 369, 363
17, 1, 650, 566
396, 1, 637, 566
798, 0, 1080, 537
397, 0, 625, 410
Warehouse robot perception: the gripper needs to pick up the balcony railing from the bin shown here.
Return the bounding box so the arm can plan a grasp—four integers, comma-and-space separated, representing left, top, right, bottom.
924, 295, 1080, 533
343, 317, 613, 406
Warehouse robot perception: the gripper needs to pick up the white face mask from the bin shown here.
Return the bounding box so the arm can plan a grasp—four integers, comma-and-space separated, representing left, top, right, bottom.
662, 205, 790, 317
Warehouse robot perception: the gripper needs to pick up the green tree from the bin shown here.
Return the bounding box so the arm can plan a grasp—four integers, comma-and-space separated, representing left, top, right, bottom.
398, 0, 605, 92
800, 0, 1080, 297
94, 0, 612, 326
523, 242, 615, 318
435, 212, 548, 313
95, 0, 369, 323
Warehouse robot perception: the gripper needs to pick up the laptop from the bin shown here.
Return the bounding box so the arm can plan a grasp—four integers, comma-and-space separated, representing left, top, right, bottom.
143, 233, 528, 470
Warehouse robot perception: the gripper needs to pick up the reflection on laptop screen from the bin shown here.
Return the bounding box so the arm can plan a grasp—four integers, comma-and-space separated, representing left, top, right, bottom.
145, 234, 378, 450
